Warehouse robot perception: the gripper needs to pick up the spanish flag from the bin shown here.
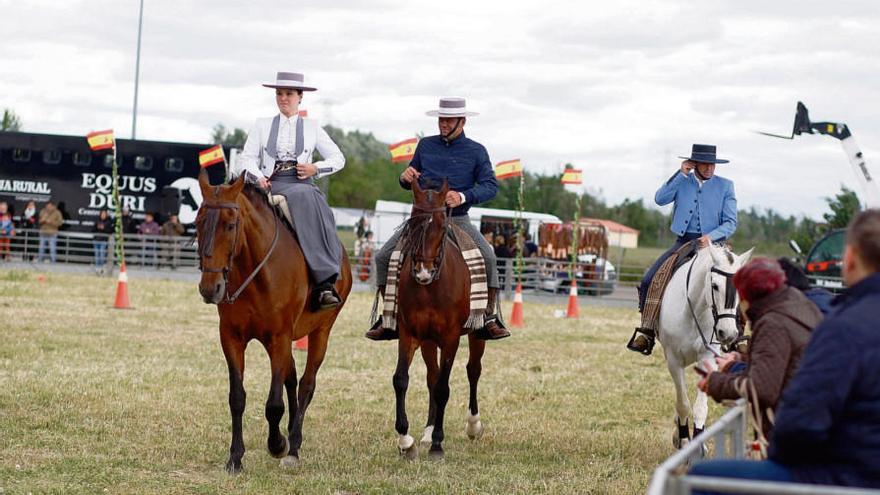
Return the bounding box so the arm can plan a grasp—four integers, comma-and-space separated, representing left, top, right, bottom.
298, 109, 308, 117
495, 159, 523, 180
86, 129, 115, 151
388, 138, 418, 163
561, 168, 583, 185
199, 145, 225, 168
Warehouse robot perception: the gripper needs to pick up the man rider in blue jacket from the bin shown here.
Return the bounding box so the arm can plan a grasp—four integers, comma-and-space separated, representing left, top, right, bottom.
628, 144, 738, 355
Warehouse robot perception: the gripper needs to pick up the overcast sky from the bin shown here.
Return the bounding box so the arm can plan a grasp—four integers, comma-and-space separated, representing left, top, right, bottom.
2, 0, 878, 218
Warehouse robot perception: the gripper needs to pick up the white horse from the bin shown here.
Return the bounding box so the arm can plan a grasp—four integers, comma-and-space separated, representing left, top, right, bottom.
657, 243, 753, 449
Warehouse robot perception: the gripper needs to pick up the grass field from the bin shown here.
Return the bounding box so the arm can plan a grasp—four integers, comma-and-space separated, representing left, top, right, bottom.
0, 268, 717, 494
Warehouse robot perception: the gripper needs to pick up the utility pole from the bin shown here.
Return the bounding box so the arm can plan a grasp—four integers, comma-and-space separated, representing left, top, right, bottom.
131, 0, 144, 139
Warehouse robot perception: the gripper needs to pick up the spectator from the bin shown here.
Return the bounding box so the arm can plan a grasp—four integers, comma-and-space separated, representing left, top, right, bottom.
697, 257, 821, 438
17, 200, 38, 261
777, 257, 834, 315
690, 209, 880, 490
494, 234, 512, 258
121, 207, 137, 235
524, 233, 539, 258
137, 212, 161, 267
37, 201, 64, 263
92, 209, 112, 271
0, 201, 14, 261
160, 214, 185, 269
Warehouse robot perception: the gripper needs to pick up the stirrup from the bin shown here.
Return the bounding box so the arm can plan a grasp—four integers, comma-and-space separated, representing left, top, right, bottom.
626, 327, 655, 356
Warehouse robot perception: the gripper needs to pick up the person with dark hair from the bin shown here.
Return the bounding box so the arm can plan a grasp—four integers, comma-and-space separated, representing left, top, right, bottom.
523, 232, 538, 258
0, 201, 14, 261
776, 257, 834, 315
92, 209, 112, 270
690, 209, 880, 489
697, 257, 821, 438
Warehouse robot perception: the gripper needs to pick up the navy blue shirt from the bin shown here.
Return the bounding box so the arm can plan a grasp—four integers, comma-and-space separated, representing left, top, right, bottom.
769, 273, 880, 488
400, 133, 498, 216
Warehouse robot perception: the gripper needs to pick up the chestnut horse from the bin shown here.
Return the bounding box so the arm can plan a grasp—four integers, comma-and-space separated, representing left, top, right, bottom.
392, 179, 487, 461
195, 170, 352, 473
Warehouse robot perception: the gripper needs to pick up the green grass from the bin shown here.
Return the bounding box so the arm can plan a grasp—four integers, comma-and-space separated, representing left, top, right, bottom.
0, 269, 718, 494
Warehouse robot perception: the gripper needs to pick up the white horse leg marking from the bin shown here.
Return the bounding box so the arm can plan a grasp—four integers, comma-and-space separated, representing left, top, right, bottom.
466, 412, 484, 440
420, 425, 434, 447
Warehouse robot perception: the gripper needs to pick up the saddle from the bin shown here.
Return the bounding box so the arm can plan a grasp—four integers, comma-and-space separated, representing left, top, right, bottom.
639, 240, 699, 333
268, 194, 295, 229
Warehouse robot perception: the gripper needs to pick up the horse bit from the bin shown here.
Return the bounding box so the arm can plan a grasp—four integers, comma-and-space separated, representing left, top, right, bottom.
199, 199, 280, 304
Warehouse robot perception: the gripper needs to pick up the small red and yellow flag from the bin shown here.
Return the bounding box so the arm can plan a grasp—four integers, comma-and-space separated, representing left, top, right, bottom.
495, 159, 523, 180
86, 129, 115, 151
561, 168, 583, 185
298, 109, 308, 118
199, 144, 226, 168
388, 138, 418, 163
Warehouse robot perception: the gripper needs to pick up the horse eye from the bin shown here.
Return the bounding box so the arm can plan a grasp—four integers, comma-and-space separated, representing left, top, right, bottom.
227, 223, 235, 231
712, 283, 719, 291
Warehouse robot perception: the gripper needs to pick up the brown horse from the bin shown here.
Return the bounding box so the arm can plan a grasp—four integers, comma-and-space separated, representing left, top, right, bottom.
392, 179, 487, 461
195, 170, 352, 473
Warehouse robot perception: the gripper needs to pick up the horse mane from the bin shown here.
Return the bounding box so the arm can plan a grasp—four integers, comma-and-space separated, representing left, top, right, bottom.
397, 212, 435, 257
197, 182, 275, 258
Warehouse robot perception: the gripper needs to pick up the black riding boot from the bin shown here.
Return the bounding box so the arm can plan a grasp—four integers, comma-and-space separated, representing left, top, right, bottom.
365, 285, 398, 341
473, 288, 511, 341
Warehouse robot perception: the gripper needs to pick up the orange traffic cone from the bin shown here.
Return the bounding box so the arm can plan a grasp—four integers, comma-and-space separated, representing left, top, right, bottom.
113, 262, 132, 309
509, 283, 525, 327
565, 279, 579, 318
294, 335, 308, 351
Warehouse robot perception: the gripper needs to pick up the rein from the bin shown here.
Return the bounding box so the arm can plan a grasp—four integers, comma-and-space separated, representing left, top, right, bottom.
403, 205, 451, 285
199, 197, 280, 304
684, 253, 737, 358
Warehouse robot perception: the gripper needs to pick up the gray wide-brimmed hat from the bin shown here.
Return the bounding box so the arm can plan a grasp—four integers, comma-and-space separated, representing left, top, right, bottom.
426, 97, 479, 117
678, 144, 729, 164
262, 71, 317, 91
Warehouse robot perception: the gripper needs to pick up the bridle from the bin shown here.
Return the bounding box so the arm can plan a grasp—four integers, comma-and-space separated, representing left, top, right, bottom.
408, 205, 450, 285
198, 197, 280, 304
685, 252, 737, 358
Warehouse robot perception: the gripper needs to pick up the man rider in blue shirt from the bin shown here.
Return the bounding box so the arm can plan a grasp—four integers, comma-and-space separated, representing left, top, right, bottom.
366, 97, 510, 341
628, 144, 738, 355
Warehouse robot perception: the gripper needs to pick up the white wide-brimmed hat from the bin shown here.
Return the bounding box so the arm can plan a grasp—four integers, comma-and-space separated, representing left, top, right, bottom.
426, 97, 479, 117
262, 71, 317, 91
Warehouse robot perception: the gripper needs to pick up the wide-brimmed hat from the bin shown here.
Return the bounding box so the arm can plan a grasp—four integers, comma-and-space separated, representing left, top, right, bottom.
678, 144, 729, 164
426, 97, 479, 117
262, 72, 317, 91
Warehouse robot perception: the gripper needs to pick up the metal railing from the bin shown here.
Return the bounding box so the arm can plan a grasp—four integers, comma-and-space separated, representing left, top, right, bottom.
647, 399, 880, 495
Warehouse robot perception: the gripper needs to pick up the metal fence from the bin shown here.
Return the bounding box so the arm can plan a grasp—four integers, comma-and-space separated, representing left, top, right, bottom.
647, 399, 879, 495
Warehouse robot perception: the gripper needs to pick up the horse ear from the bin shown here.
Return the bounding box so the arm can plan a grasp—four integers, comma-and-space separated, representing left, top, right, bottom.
228, 172, 246, 197
198, 168, 211, 196
440, 178, 449, 196
738, 247, 756, 266
707, 242, 724, 265
412, 177, 424, 201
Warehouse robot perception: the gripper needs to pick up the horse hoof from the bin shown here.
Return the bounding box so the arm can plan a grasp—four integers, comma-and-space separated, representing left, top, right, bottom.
420, 426, 434, 449
269, 436, 289, 459
428, 448, 445, 462
280, 455, 300, 469
398, 434, 418, 461
466, 418, 484, 440
225, 460, 242, 475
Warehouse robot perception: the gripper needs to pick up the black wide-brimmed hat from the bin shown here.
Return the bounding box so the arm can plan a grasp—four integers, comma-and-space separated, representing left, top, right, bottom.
678, 144, 729, 164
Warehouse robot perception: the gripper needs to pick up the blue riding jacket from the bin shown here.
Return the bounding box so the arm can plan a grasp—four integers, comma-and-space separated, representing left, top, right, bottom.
655, 171, 737, 241
399, 133, 498, 217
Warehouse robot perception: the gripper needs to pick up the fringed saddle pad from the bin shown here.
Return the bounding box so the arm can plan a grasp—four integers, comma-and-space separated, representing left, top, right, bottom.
640, 241, 697, 332
372, 223, 489, 332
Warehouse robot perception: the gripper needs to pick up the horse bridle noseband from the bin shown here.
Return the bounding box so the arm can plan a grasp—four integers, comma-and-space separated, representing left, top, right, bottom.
685, 255, 737, 358
409, 205, 451, 285
199, 199, 280, 304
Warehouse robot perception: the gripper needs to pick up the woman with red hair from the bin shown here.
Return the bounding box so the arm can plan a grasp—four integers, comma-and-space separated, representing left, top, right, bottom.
697, 257, 822, 437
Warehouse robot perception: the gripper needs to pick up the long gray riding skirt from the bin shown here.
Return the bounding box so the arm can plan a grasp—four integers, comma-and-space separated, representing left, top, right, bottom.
272, 169, 342, 283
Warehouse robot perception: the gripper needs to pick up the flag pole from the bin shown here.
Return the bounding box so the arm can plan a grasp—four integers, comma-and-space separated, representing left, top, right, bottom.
569, 193, 580, 281
111, 145, 126, 266
515, 172, 525, 284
